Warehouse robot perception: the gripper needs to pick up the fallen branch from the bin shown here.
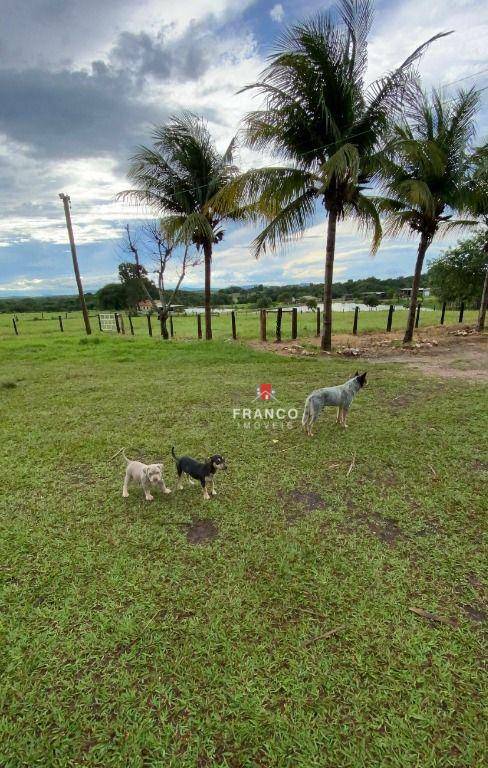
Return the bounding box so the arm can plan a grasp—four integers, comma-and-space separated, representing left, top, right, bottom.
346, 453, 356, 477
408, 607, 457, 627
305, 625, 344, 647
109, 447, 125, 461
428, 464, 438, 480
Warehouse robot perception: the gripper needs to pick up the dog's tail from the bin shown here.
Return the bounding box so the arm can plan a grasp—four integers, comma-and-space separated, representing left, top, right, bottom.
171, 446, 178, 463
110, 447, 129, 463
302, 396, 312, 427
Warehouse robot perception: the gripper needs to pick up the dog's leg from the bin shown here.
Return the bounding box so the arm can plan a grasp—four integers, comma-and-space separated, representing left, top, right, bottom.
159, 479, 171, 495
209, 477, 217, 496
187, 474, 195, 485
336, 407, 342, 424
176, 471, 184, 490
342, 408, 349, 428
202, 480, 211, 500
123, 471, 130, 498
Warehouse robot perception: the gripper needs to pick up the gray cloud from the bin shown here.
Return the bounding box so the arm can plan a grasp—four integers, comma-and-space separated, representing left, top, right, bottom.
0, 16, 221, 161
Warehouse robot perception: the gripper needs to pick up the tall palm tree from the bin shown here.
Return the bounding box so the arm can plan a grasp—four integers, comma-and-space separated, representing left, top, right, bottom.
378, 88, 480, 343
214, 0, 448, 350
118, 113, 239, 339
466, 144, 488, 331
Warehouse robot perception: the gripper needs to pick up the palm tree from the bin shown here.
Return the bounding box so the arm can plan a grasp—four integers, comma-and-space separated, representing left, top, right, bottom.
118, 113, 239, 339
466, 144, 488, 331
214, 0, 448, 350
379, 88, 480, 343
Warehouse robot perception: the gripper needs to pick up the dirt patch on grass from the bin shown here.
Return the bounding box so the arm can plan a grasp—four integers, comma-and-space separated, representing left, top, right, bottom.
185, 518, 219, 545
365, 515, 404, 546
472, 459, 488, 471
461, 604, 486, 623
279, 488, 327, 523
248, 325, 488, 382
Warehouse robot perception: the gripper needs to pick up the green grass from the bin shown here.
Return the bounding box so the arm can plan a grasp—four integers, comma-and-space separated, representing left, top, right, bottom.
0, 305, 478, 343
0, 333, 486, 767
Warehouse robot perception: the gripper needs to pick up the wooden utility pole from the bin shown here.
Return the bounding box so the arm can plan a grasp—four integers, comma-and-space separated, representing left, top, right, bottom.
59, 193, 91, 335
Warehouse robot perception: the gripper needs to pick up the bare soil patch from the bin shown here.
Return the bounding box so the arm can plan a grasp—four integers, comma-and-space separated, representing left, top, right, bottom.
461, 604, 487, 623
279, 488, 327, 523
185, 518, 219, 545
250, 326, 488, 382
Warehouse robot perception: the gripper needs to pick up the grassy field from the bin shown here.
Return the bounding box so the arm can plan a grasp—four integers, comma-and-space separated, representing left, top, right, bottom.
0, 305, 479, 343
0, 332, 486, 767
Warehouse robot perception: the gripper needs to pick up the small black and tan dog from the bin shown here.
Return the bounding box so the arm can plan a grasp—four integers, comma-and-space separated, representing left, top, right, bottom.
172, 447, 227, 500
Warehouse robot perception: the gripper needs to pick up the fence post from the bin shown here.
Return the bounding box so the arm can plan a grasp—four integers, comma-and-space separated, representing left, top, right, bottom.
353, 306, 359, 335
58, 315, 64, 332
128, 315, 134, 336
197, 314, 202, 339
316, 306, 321, 337
65, 312, 68, 320
386, 304, 394, 332
97, 314, 102, 332
119, 314, 125, 334
415, 303, 421, 328
170, 315, 174, 338
440, 302, 446, 325
12, 317, 18, 336
114, 313, 121, 334
260, 309, 267, 341
458, 302, 465, 323
147, 314, 153, 337
231, 310, 237, 340
291, 307, 298, 340
276, 307, 283, 342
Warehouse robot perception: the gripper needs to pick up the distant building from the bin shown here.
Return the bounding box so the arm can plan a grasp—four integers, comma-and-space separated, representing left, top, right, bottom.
136, 299, 185, 313
399, 288, 430, 298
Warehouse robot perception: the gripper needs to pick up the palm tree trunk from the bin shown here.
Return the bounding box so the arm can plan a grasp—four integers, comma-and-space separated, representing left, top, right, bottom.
403, 232, 431, 344
321, 209, 338, 351
476, 266, 488, 332
203, 241, 213, 340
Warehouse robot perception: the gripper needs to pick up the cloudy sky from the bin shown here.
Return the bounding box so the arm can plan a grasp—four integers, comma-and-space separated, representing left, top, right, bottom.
1, 0, 487, 296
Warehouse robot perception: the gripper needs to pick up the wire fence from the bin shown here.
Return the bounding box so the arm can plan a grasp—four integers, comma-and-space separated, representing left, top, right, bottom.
2, 302, 480, 342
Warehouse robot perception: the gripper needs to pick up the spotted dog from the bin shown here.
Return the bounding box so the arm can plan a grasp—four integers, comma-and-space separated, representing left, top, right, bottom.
302, 371, 367, 436
172, 447, 226, 500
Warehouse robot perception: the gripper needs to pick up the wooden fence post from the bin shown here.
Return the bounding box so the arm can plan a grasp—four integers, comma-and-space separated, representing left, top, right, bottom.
12, 317, 19, 336
128, 315, 134, 336
260, 309, 267, 341
276, 307, 283, 342
147, 314, 153, 337
415, 303, 421, 328
386, 304, 394, 332
119, 314, 125, 334
97, 314, 102, 332
316, 306, 321, 337
440, 302, 446, 325
114, 313, 121, 334
353, 306, 359, 335
58, 315, 64, 332
458, 302, 465, 323
291, 307, 298, 340
231, 310, 237, 340
170, 315, 174, 338
197, 314, 202, 339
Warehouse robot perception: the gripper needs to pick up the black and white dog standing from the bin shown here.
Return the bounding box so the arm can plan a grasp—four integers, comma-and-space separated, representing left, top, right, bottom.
172, 447, 226, 500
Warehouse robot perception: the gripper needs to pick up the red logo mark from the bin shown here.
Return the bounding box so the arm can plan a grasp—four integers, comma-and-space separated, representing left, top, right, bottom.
255, 383, 276, 401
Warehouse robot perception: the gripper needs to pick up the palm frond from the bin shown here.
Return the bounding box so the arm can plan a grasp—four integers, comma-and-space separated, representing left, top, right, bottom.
251, 190, 317, 257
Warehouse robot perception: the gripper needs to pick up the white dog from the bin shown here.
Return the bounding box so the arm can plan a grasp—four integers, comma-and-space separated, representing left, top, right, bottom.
112, 449, 171, 501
